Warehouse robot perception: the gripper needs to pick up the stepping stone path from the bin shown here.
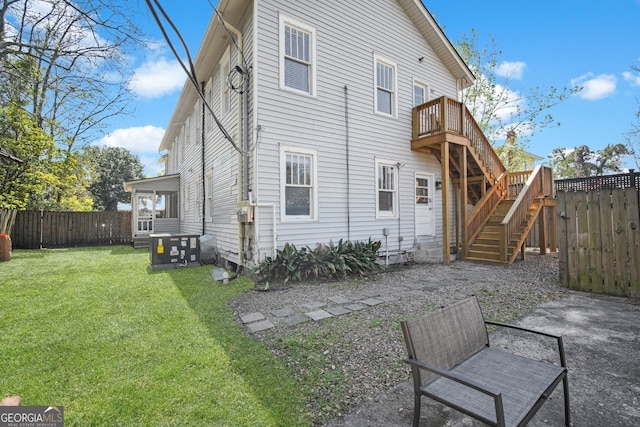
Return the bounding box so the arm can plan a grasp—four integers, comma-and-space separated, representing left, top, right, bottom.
238, 284, 438, 333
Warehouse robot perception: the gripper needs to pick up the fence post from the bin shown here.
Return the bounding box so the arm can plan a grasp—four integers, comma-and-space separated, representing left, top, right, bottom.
630, 169, 636, 189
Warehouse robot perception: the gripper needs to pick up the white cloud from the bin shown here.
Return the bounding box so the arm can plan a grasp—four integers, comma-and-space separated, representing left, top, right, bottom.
571, 73, 617, 100
93, 126, 166, 176
129, 58, 185, 98
495, 61, 527, 80
94, 126, 165, 154
623, 71, 640, 87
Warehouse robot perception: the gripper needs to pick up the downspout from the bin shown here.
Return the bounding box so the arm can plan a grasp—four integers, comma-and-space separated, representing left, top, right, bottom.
220, 20, 247, 266
242, 69, 250, 200
344, 85, 351, 240
201, 81, 206, 236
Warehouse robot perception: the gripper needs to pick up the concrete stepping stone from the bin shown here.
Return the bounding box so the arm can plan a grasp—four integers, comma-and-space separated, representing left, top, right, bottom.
271, 307, 296, 317
282, 314, 310, 326
361, 298, 384, 306
345, 303, 367, 311
378, 295, 397, 303
240, 312, 265, 323
301, 301, 326, 310
385, 285, 410, 293
248, 319, 275, 333
363, 290, 382, 297
306, 309, 333, 321
326, 306, 351, 316
329, 296, 352, 304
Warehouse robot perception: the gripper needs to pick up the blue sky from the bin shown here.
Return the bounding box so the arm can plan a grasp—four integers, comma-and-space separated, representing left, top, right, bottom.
95, 0, 640, 176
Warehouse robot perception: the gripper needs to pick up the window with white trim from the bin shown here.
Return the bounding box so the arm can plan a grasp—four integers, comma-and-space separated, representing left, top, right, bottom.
195, 179, 202, 221
207, 77, 214, 132
280, 14, 316, 96
374, 55, 397, 117
205, 170, 213, 221
220, 46, 231, 115
376, 160, 398, 217
280, 146, 317, 220
185, 114, 191, 145
413, 79, 429, 106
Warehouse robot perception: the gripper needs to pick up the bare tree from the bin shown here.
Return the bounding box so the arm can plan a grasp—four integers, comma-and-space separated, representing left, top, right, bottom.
0, 0, 145, 151
624, 65, 640, 169
455, 29, 581, 148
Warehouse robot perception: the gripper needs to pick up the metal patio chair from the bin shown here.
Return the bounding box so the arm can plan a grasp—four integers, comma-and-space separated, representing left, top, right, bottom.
401, 296, 570, 426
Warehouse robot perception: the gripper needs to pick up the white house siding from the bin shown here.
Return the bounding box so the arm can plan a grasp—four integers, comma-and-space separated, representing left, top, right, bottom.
201, 5, 255, 264
253, 0, 459, 261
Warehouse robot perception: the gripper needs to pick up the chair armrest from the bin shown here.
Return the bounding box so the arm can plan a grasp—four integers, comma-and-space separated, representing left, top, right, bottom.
404, 357, 502, 398
404, 357, 506, 425
484, 320, 560, 338
484, 320, 567, 368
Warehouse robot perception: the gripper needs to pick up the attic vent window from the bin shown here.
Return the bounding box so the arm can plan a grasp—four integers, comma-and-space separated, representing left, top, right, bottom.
279, 14, 316, 96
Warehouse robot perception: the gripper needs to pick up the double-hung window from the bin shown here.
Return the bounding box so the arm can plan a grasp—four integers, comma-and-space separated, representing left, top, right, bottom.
281, 146, 317, 220
220, 46, 231, 115
374, 54, 397, 117
205, 170, 213, 221
280, 14, 316, 96
376, 160, 397, 217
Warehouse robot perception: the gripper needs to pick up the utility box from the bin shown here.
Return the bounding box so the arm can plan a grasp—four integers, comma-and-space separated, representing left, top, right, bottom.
149, 233, 200, 270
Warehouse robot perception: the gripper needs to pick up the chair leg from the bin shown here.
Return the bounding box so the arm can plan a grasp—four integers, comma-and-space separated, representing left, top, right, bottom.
563, 375, 571, 426
413, 392, 421, 427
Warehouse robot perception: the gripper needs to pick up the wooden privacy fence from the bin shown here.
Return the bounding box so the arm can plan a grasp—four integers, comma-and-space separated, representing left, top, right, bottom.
11, 211, 132, 249
556, 183, 640, 298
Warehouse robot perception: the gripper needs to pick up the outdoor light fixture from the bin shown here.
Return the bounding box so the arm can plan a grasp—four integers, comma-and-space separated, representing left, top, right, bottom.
435, 179, 442, 190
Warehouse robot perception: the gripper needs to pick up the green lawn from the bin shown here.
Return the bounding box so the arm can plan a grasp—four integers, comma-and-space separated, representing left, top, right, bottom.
0, 246, 309, 426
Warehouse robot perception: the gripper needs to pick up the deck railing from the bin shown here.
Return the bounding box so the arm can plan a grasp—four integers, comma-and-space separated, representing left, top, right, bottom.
413, 96, 506, 183
499, 165, 551, 263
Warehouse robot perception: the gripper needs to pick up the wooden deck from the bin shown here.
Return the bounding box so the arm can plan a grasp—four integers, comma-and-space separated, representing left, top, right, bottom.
411, 96, 556, 265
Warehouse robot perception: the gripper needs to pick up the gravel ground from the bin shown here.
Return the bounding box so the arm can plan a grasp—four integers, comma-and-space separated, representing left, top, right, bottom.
228, 251, 568, 425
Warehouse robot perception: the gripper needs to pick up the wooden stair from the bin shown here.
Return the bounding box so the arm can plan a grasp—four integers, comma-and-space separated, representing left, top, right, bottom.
466, 199, 542, 264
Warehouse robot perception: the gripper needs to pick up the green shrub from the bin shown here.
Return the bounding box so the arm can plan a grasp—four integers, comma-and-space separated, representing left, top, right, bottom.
256, 238, 382, 284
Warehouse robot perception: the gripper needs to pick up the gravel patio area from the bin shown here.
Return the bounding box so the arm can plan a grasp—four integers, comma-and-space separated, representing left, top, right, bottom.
228, 251, 570, 425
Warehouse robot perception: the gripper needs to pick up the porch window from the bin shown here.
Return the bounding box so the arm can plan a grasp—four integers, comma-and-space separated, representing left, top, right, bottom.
156, 191, 179, 219
281, 146, 317, 220
376, 160, 397, 217
280, 14, 316, 96
374, 54, 397, 117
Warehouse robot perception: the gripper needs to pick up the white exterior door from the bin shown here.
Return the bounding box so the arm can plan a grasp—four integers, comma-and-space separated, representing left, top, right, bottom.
135, 194, 154, 234
415, 173, 434, 237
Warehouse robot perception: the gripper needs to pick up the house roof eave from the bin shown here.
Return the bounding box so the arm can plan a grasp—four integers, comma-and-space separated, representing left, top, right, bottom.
158, 0, 251, 153
397, 0, 475, 88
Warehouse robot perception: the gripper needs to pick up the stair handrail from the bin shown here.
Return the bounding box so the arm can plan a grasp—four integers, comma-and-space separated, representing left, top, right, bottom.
413, 96, 507, 183
462, 106, 506, 183
499, 165, 549, 263
466, 172, 508, 245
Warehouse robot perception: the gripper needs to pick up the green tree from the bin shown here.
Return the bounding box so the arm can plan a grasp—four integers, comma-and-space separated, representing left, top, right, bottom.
454, 29, 581, 159
0, 103, 58, 209
1, 0, 146, 210
84, 146, 144, 211
548, 144, 629, 179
